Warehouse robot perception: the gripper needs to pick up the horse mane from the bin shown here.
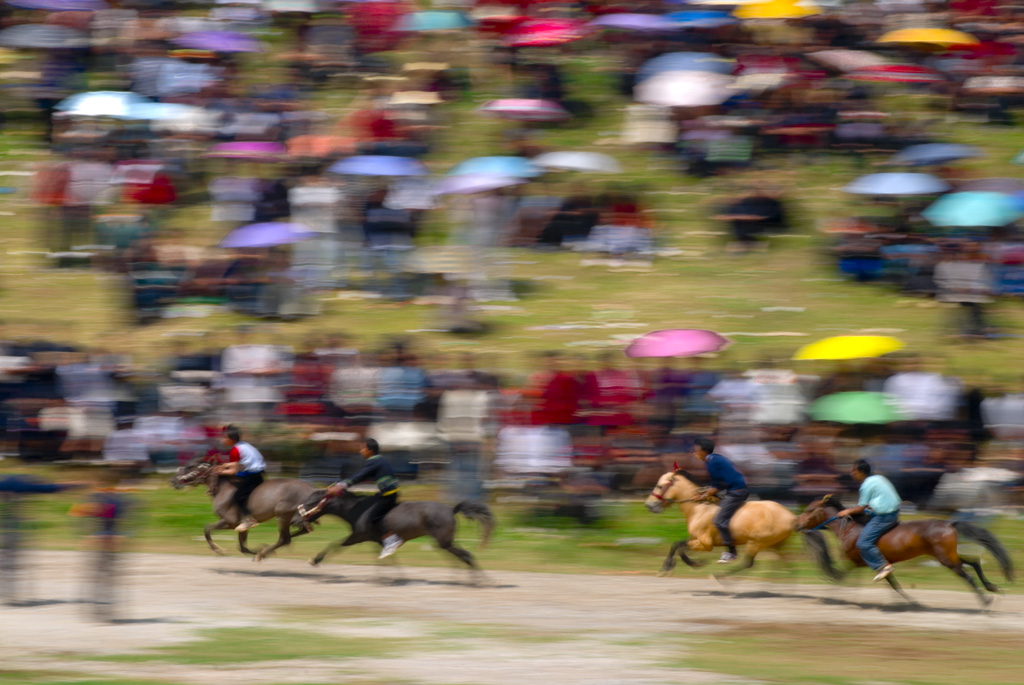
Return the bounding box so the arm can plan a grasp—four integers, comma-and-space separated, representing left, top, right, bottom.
819, 495, 871, 526
673, 469, 706, 487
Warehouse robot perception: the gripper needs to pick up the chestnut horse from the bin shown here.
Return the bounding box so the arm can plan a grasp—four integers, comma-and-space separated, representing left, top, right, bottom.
795, 494, 1014, 607
645, 470, 796, 576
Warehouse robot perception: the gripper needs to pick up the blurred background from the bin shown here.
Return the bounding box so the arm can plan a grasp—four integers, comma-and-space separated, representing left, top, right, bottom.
1, 0, 1024, 681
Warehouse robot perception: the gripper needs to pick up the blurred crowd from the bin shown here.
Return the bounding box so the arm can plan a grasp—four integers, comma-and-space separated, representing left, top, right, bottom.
2, 331, 1024, 516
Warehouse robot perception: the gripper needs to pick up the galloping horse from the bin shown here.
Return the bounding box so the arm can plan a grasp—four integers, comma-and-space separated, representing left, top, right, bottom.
170, 455, 318, 561
645, 470, 796, 576
795, 495, 1014, 607
296, 489, 495, 582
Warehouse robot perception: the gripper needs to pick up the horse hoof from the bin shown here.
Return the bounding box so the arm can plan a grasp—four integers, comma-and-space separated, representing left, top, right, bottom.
308, 558, 321, 567
657, 569, 672, 578
690, 560, 706, 568
211, 547, 227, 557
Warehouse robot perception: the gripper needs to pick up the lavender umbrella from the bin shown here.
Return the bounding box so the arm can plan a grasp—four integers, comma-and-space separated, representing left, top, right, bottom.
0, 24, 89, 48
7, 0, 106, 9
624, 329, 731, 358
218, 222, 319, 249
328, 155, 428, 176
206, 141, 287, 162
589, 14, 676, 32
174, 31, 262, 54
432, 175, 526, 196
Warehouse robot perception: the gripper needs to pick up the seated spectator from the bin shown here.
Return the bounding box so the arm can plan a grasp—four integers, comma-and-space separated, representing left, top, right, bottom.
527, 351, 581, 426
376, 352, 429, 419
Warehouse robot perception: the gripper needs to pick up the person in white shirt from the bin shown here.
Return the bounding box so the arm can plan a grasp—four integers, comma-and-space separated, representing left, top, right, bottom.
214, 425, 268, 533
882, 358, 962, 423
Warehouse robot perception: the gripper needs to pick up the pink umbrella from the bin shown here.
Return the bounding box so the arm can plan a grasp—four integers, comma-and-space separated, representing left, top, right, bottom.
504, 19, 588, 47
205, 141, 288, 162
844, 64, 945, 84
624, 329, 731, 358
478, 98, 570, 121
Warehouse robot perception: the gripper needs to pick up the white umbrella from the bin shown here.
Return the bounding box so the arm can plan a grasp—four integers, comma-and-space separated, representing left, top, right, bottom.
55, 91, 152, 119
533, 151, 623, 173
634, 71, 734, 108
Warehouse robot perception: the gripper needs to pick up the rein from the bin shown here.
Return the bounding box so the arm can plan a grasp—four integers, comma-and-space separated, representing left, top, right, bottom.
808, 514, 843, 531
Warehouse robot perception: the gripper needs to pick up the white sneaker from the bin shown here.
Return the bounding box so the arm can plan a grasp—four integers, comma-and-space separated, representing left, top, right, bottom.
873, 564, 894, 582
234, 518, 259, 533
378, 535, 403, 559
717, 552, 738, 564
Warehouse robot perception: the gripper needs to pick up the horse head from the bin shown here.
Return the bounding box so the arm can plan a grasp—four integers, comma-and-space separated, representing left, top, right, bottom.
645, 471, 698, 514
170, 455, 217, 490
291, 488, 355, 527
793, 494, 840, 532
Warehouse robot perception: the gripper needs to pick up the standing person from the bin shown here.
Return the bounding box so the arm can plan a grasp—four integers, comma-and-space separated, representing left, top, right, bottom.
214, 426, 267, 533
838, 458, 902, 582
692, 437, 749, 563
322, 438, 403, 559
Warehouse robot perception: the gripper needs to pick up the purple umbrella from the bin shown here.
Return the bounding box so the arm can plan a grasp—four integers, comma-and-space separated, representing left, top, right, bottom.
7, 0, 106, 9
589, 14, 676, 32
328, 155, 428, 176
433, 175, 526, 196
174, 31, 262, 54
206, 141, 287, 162
218, 222, 319, 249
624, 329, 731, 358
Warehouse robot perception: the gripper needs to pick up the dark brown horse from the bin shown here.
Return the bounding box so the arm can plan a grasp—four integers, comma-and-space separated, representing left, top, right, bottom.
170, 456, 318, 562
795, 495, 1014, 607
296, 489, 495, 582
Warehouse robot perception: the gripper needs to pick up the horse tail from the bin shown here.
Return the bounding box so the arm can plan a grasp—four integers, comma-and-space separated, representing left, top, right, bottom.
952, 521, 1015, 583
454, 501, 495, 549
801, 530, 844, 582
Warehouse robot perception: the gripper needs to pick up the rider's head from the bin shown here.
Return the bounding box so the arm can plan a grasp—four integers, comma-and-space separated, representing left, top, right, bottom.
223, 425, 242, 448
361, 438, 380, 459
693, 437, 715, 461
852, 459, 872, 481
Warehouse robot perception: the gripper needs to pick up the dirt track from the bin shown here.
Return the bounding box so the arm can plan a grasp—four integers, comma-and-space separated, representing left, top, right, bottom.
2, 551, 1023, 684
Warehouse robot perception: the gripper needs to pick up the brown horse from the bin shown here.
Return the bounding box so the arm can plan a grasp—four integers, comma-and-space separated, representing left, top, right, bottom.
795, 495, 1014, 607
645, 470, 796, 576
170, 455, 318, 562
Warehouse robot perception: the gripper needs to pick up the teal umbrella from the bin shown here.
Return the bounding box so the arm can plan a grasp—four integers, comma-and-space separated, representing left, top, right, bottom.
922, 191, 1024, 228
809, 392, 904, 425
397, 11, 474, 31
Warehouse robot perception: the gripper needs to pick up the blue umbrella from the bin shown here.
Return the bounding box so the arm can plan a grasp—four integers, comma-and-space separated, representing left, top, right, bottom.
328, 155, 428, 176
843, 173, 949, 196
636, 52, 735, 82
886, 143, 983, 167
433, 175, 527, 196
397, 10, 474, 31
923, 192, 1024, 228
0, 24, 89, 49
218, 223, 319, 249
447, 156, 543, 178
665, 11, 738, 28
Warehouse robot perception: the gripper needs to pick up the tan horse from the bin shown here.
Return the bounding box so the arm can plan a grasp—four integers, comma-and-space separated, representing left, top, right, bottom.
645, 470, 796, 576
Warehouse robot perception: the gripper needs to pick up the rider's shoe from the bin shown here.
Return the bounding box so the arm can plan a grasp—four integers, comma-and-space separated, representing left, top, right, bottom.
717, 551, 738, 564
873, 564, 894, 582
378, 534, 404, 559
235, 517, 259, 533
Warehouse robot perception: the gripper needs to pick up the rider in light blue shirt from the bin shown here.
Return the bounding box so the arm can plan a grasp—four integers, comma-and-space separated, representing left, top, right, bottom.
839, 459, 902, 582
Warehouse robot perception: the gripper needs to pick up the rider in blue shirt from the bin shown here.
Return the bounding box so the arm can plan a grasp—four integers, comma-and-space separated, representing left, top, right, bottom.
693, 437, 749, 564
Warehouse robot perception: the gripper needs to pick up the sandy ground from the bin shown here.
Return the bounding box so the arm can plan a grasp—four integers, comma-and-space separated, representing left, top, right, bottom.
1, 550, 1023, 684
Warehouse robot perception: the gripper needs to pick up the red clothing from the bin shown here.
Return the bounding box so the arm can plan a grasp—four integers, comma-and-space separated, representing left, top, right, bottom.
582, 368, 644, 426
531, 371, 581, 425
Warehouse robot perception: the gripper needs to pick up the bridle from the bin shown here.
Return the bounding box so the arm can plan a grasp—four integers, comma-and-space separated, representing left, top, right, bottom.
173, 456, 219, 487
649, 476, 681, 504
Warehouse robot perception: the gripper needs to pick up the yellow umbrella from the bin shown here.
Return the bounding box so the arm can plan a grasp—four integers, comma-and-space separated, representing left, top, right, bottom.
792, 335, 905, 361
876, 28, 979, 48
734, 0, 820, 20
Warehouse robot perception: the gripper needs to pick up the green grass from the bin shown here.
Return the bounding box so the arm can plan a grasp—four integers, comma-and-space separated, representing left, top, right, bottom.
6, 463, 1024, 593
2, 50, 1024, 378
676, 622, 1024, 685
92, 626, 405, 665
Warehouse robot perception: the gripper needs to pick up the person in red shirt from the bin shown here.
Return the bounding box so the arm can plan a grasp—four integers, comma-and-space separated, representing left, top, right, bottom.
529, 351, 581, 426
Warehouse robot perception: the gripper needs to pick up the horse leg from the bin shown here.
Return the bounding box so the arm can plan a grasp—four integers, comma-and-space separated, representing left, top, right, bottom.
204, 520, 231, 556
884, 573, 917, 605
934, 546, 991, 607
254, 518, 293, 563
716, 553, 756, 579
962, 556, 1002, 594
238, 531, 257, 556
309, 534, 360, 567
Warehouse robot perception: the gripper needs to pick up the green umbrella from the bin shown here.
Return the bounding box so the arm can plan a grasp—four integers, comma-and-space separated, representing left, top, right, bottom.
809, 392, 904, 425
